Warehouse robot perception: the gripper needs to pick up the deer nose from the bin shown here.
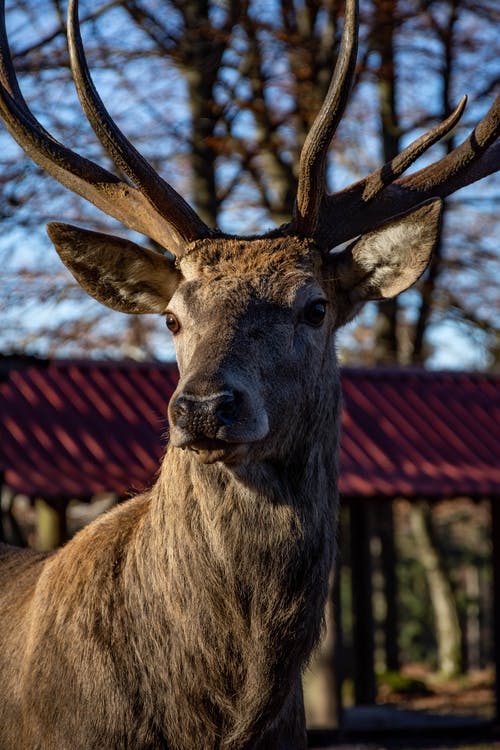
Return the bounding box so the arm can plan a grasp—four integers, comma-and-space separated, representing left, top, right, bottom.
170, 390, 242, 439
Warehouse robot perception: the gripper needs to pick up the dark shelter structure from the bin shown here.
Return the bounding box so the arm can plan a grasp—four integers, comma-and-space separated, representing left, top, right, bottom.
1, 359, 500, 733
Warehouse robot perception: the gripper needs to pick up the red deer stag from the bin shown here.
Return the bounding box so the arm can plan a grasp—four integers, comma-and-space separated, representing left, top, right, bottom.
0, 0, 498, 748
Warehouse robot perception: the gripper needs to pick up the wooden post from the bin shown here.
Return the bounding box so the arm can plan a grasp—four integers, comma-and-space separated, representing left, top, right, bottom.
349, 499, 376, 704
35, 498, 68, 551
0, 478, 9, 543
305, 543, 344, 746
378, 501, 399, 672
491, 498, 500, 724
1, 482, 25, 546
332, 556, 344, 726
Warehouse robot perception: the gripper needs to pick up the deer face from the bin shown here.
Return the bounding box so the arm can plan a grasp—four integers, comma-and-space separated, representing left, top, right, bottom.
166, 237, 336, 465
47, 198, 441, 466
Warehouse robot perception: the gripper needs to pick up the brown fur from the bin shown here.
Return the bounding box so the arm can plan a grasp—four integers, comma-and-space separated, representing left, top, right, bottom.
0, 0, 473, 738
0, 237, 340, 750
0, 213, 442, 749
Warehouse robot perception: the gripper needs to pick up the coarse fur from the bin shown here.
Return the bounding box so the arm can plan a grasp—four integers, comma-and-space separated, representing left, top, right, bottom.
0, 0, 463, 744
0, 219, 442, 750
0, 237, 340, 750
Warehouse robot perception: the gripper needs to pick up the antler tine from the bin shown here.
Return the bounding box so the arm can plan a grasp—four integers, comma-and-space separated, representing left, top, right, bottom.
398, 93, 500, 194
294, 0, 359, 236
0, 0, 207, 255
0, 9, 138, 232
67, 0, 210, 251
0, 3, 37, 121
315, 94, 500, 249
354, 96, 467, 203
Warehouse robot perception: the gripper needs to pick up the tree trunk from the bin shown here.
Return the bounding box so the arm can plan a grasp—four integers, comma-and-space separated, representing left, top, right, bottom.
372, 0, 401, 366
409, 501, 462, 676
377, 503, 399, 671
369, 0, 463, 680
367, 0, 401, 678
181, 1, 221, 226
304, 571, 341, 729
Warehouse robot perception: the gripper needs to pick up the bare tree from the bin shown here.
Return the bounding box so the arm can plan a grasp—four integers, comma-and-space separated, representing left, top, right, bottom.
0, 0, 498, 364
0, 0, 498, 746
363, 0, 500, 677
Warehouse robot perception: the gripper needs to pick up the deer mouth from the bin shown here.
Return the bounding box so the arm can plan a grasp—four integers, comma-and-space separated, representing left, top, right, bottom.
185, 438, 248, 465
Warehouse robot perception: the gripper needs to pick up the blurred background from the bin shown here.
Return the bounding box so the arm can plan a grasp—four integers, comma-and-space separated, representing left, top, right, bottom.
1, 0, 498, 367
0, 0, 499, 741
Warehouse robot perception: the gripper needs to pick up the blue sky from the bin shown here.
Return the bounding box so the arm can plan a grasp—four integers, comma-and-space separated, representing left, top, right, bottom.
0, 0, 498, 368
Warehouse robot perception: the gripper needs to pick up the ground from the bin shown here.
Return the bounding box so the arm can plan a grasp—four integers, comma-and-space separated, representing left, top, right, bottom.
309, 666, 498, 750
375, 666, 495, 720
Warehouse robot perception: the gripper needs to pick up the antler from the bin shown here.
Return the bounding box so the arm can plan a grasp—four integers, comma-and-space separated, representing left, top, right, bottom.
0, 0, 210, 256
316, 95, 500, 249
1, 0, 497, 255
294, 0, 358, 236
66, 0, 210, 252
292, 0, 500, 249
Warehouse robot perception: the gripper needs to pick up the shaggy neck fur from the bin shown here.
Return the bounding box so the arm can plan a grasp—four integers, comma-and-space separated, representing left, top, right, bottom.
124, 374, 341, 750
0, 337, 341, 750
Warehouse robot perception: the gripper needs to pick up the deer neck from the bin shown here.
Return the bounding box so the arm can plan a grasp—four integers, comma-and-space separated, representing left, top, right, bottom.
122, 383, 341, 747
149, 376, 341, 606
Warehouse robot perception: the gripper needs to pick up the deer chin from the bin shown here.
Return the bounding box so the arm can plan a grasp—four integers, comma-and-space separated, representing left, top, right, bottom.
184, 439, 250, 465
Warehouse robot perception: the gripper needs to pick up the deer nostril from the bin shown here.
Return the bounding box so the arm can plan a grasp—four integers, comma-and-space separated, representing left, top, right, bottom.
215, 391, 242, 427
171, 395, 190, 423
171, 390, 243, 437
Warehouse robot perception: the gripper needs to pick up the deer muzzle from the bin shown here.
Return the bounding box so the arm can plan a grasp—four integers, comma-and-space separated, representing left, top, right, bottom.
168, 384, 269, 463
171, 390, 241, 439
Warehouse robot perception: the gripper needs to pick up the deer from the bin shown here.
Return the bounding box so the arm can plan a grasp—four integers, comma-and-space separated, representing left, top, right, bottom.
0, 0, 498, 747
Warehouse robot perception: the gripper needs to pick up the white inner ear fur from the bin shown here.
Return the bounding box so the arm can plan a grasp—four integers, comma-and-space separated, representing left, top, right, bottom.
339, 199, 442, 302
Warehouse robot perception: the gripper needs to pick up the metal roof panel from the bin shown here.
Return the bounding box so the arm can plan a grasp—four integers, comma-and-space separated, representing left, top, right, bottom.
1, 363, 499, 500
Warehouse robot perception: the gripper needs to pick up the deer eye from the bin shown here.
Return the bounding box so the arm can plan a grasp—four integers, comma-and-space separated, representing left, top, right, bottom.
165, 312, 180, 334
304, 299, 327, 327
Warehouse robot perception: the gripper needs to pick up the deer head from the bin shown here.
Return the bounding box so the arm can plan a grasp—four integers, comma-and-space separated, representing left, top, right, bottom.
1, 0, 498, 466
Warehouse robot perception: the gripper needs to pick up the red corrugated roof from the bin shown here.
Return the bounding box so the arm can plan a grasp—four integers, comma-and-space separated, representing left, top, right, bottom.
1, 362, 499, 500
341, 369, 500, 498
0, 362, 177, 499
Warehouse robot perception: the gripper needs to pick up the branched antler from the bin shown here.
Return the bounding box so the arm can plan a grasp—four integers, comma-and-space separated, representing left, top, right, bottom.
316, 94, 500, 248
0, 0, 497, 254
67, 0, 210, 253
289, 0, 499, 249
0, 0, 211, 255
294, 0, 358, 236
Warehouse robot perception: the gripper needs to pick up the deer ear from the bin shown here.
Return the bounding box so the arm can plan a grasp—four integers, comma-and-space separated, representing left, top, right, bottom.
47, 223, 182, 314
329, 199, 442, 318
